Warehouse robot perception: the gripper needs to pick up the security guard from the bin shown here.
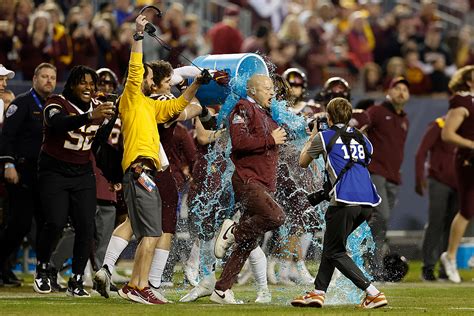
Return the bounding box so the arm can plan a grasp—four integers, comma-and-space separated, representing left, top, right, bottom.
0, 63, 57, 286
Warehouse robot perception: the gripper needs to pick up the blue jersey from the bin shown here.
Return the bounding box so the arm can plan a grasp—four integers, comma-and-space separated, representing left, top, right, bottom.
321, 127, 381, 206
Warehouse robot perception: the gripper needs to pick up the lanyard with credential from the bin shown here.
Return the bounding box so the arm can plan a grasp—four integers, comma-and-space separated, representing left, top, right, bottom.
30, 89, 44, 111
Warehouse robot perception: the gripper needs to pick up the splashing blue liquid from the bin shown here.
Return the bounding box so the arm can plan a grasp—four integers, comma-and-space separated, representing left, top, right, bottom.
188, 57, 375, 305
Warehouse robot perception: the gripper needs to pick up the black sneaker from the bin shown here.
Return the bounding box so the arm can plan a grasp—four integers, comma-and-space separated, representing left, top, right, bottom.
421, 267, 437, 281
1, 270, 21, 287
50, 268, 66, 292
34, 263, 51, 294
67, 275, 90, 297
110, 282, 119, 292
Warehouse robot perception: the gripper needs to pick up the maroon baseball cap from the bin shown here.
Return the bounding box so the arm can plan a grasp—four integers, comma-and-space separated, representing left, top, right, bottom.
389, 76, 409, 89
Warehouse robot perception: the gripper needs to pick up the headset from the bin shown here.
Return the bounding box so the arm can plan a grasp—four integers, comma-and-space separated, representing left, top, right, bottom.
139, 5, 162, 35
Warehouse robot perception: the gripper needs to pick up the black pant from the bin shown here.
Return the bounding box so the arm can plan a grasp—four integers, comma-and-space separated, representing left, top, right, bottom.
314, 205, 372, 292
0, 164, 42, 267
36, 171, 96, 275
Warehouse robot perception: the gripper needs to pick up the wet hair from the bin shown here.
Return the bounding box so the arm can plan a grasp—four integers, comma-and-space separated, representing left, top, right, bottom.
273, 74, 293, 103
327, 97, 353, 125
63, 65, 98, 100
34, 63, 57, 76
149, 60, 173, 88
448, 65, 474, 93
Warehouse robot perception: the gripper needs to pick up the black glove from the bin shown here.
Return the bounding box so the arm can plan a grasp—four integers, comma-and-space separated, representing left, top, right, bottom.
196, 69, 212, 85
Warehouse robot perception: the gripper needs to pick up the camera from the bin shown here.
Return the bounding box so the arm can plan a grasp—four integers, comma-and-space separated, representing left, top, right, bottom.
106, 93, 118, 103
307, 116, 328, 132
307, 180, 331, 206
317, 116, 329, 131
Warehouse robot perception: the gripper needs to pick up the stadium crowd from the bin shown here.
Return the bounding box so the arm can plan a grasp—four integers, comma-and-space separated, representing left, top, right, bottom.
0, 0, 473, 309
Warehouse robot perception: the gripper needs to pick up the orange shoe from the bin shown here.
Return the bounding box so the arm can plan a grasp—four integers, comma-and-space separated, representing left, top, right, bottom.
291, 290, 325, 307
360, 292, 388, 309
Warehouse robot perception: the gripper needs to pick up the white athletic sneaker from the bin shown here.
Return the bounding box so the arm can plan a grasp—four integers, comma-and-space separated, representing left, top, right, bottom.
94, 265, 112, 298
180, 275, 216, 302
360, 292, 388, 309
210, 289, 243, 304
214, 219, 236, 259
440, 252, 461, 283
255, 288, 271, 303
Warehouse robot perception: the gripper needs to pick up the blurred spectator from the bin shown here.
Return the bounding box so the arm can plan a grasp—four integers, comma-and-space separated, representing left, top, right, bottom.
42, 2, 73, 81
14, 0, 34, 45
114, 0, 134, 26
362, 62, 383, 92
241, 21, 271, 53
297, 24, 329, 91
383, 56, 406, 90
179, 14, 209, 62
69, 6, 98, 69
19, 11, 52, 80
246, 0, 287, 31
207, 5, 243, 54
416, 0, 441, 36
1, 89, 15, 111
111, 22, 133, 81
403, 49, 432, 95
158, 3, 185, 67
455, 25, 474, 67
0, 19, 14, 69
93, 18, 116, 69
278, 14, 307, 45
346, 11, 374, 69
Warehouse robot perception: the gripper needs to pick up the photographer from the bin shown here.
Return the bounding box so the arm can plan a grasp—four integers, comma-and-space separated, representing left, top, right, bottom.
291, 97, 387, 309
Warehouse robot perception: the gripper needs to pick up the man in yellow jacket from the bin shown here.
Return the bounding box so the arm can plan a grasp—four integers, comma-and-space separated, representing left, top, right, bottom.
117, 14, 204, 304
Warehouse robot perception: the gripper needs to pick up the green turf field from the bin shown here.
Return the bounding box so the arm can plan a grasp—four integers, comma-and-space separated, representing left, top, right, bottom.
0, 262, 473, 315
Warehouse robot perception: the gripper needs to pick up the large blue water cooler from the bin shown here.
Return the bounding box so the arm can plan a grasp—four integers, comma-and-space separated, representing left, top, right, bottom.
190, 53, 269, 106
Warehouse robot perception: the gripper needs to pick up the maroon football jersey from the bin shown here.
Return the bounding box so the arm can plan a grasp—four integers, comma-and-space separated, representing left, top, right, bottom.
42, 94, 102, 165
449, 92, 474, 157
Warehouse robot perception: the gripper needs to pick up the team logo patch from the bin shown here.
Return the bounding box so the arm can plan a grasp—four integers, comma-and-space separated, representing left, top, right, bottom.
5, 104, 18, 118
48, 108, 60, 118
232, 114, 244, 124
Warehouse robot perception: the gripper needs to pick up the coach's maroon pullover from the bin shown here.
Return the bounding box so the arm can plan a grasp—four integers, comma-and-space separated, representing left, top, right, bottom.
415, 117, 457, 190
229, 98, 279, 191
366, 101, 409, 185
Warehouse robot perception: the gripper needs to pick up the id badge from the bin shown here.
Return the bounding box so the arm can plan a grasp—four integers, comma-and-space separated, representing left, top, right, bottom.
137, 172, 156, 192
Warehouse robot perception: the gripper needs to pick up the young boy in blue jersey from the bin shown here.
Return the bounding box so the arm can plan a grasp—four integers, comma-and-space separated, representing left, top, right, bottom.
291, 97, 388, 309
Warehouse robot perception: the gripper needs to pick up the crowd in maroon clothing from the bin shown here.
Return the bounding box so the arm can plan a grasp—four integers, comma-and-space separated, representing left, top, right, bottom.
1, 0, 472, 97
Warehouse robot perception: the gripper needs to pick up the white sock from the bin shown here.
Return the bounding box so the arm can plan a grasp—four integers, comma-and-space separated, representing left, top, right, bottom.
249, 246, 267, 290
200, 239, 216, 277
148, 249, 170, 288
279, 260, 291, 280
366, 284, 379, 296
300, 233, 313, 259
103, 236, 129, 275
